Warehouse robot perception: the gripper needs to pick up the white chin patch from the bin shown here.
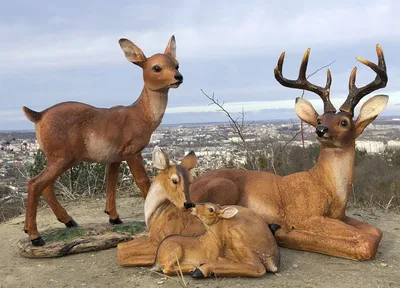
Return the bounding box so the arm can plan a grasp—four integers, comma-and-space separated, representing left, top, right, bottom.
144, 182, 167, 226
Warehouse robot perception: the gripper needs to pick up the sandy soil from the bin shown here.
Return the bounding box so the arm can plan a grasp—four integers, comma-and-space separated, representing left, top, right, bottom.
1, 196, 399, 288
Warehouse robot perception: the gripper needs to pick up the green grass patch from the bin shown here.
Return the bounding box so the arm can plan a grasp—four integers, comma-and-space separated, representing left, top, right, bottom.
112, 221, 146, 234
42, 228, 88, 243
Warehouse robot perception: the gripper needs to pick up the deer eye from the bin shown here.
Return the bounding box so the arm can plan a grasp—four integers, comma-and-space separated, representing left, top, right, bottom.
209, 207, 214, 213
317, 119, 322, 125
172, 179, 178, 185
152, 65, 162, 72
340, 120, 348, 127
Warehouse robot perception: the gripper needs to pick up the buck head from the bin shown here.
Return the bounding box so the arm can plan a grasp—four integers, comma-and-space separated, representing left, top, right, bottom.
274, 45, 388, 148
191, 203, 238, 226
119, 36, 183, 91
151, 146, 198, 209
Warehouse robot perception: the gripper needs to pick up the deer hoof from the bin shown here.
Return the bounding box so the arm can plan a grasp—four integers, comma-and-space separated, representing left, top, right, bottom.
268, 224, 281, 236
109, 217, 123, 225
65, 219, 79, 228
191, 268, 205, 279
31, 236, 45, 246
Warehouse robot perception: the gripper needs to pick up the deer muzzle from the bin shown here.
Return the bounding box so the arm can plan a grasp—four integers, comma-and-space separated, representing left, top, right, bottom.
184, 202, 196, 209
316, 125, 329, 137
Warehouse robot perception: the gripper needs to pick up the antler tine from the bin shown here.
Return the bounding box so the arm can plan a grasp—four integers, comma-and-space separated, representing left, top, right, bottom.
339, 44, 388, 116
274, 48, 336, 113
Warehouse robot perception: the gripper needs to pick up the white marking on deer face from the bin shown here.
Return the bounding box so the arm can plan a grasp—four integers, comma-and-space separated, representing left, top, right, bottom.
144, 182, 168, 226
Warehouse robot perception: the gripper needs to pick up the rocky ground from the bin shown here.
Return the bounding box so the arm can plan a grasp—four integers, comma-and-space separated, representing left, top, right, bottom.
1, 196, 399, 288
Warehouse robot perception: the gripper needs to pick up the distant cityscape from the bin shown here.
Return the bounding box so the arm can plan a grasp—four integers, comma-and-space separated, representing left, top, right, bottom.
1, 116, 400, 195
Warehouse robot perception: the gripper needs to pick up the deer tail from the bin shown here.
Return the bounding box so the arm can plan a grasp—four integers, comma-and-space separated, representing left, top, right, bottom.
22, 106, 42, 123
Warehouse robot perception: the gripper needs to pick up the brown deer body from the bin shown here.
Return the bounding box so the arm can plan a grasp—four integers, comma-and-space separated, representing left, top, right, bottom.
22, 36, 183, 246
188, 45, 388, 261
117, 147, 206, 266
154, 203, 280, 278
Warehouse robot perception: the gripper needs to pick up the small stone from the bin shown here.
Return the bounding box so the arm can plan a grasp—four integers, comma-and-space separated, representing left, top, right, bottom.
293, 264, 298, 268
380, 263, 388, 267
275, 273, 281, 277
157, 281, 164, 284
102, 273, 106, 276
90, 254, 95, 257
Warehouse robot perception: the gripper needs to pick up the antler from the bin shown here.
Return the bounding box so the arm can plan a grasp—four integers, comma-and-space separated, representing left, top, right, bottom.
274, 48, 336, 113
339, 44, 388, 116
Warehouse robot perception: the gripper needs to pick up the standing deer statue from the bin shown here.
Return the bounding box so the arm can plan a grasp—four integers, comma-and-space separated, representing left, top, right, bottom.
22, 36, 183, 246
188, 44, 388, 261
154, 202, 279, 278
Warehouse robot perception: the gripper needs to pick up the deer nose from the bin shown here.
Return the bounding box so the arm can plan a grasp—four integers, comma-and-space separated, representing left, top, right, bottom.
316, 125, 328, 137
174, 73, 183, 82
184, 202, 196, 209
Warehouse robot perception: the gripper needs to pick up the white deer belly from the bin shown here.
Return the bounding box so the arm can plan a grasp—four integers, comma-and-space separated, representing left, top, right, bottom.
84, 134, 123, 163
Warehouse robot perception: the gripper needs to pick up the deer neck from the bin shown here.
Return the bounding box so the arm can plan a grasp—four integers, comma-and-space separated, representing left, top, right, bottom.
131, 86, 169, 128
200, 224, 223, 250
311, 144, 355, 203
144, 181, 168, 227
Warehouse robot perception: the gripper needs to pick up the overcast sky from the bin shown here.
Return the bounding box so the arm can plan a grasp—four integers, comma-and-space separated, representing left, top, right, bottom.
1, 0, 400, 130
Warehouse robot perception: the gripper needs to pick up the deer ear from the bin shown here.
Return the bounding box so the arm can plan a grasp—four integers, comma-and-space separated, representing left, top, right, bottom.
295, 97, 319, 127
219, 207, 238, 219
119, 38, 147, 66
181, 151, 197, 170
355, 95, 388, 138
152, 146, 169, 170
164, 35, 176, 59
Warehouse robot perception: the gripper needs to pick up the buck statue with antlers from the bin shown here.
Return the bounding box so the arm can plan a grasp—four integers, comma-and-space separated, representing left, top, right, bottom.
188, 44, 388, 261
22, 36, 183, 246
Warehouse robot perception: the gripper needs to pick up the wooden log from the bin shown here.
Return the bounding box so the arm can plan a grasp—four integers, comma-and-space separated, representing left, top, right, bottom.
17, 220, 148, 258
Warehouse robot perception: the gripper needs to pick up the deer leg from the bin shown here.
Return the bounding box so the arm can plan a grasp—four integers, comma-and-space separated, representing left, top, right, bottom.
192, 257, 266, 278
42, 184, 78, 227
105, 162, 122, 224
275, 216, 380, 261
25, 159, 72, 246
117, 236, 158, 266
343, 216, 383, 242
126, 154, 150, 198
162, 263, 197, 276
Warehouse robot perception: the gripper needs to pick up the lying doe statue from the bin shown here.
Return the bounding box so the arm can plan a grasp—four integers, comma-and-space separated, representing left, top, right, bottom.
117, 147, 206, 266
117, 146, 280, 268
189, 44, 388, 261
22, 36, 183, 246
154, 202, 280, 278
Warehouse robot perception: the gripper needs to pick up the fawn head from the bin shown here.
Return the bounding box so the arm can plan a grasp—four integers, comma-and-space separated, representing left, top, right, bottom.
119, 35, 183, 91
274, 45, 389, 148
152, 146, 198, 209
191, 203, 238, 226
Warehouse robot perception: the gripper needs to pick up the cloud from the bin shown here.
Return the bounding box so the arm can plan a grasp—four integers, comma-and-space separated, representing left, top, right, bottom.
0, 1, 399, 71
167, 89, 400, 114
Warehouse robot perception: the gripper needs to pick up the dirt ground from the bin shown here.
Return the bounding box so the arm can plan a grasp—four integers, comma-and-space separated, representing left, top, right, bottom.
1, 196, 399, 288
